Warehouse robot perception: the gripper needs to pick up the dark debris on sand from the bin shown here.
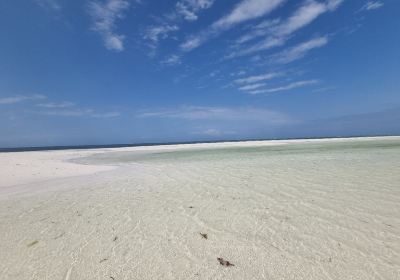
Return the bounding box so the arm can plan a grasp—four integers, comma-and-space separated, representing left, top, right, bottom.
200, 233, 208, 239
27, 240, 39, 247
217, 257, 234, 267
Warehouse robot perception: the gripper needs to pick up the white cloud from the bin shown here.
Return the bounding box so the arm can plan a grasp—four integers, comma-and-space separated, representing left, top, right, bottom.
248, 80, 319, 94
31, 97, 120, 118
238, 83, 266, 91
236, 19, 281, 44
228, 36, 286, 58
181, 36, 204, 52
230, 70, 247, 77
362, 1, 384, 11
38, 108, 120, 118
181, 0, 285, 51
197, 128, 222, 136
138, 106, 290, 124
35, 0, 62, 11
271, 36, 328, 64
144, 25, 179, 43
36, 101, 74, 108
213, 0, 285, 30
234, 72, 283, 84
273, 0, 342, 37
162, 54, 182, 66
0, 94, 46, 105
0, 93, 120, 119
230, 0, 343, 57
39, 108, 94, 117
176, 0, 215, 21
87, 0, 131, 52
144, 0, 215, 49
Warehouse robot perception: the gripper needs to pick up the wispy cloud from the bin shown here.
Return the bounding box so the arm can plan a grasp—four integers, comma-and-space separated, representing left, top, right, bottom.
143, 0, 215, 50
228, 37, 286, 58
34, 0, 62, 11
36, 101, 74, 108
195, 128, 223, 136
138, 106, 290, 124
0, 94, 46, 105
362, 1, 384, 11
87, 0, 132, 52
144, 25, 179, 45
38, 108, 120, 118
180, 36, 206, 52
39, 109, 94, 117
176, 0, 215, 21
31, 98, 120, 118
234, 72, 283, 84
238, 83, 266, 91
273, 0, 343, 37
236, 18, 281, 44
271, 36, 328, 64
180, 0, 285, 52
162, 54, 182, 66
213, 0, 285, 30
230, 0, 343, 57
248, 80, 319, 94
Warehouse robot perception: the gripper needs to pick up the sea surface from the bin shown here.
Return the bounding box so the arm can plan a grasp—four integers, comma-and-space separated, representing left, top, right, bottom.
80, 137, 400, 165
1, 137, 399, 279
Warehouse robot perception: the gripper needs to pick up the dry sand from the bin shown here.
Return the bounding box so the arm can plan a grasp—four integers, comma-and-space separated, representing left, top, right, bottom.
0, 136, 399, 279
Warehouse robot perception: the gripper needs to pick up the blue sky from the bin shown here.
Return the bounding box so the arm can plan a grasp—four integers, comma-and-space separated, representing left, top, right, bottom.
0, 0, 399, 147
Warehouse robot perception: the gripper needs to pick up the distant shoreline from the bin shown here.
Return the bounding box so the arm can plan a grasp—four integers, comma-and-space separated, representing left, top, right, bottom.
1, 134, 399, 153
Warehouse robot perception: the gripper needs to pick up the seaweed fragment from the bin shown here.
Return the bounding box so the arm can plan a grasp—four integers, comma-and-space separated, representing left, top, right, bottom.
217, 257, 234, 267
200, 233, 208, 239
27, 240, 39, 247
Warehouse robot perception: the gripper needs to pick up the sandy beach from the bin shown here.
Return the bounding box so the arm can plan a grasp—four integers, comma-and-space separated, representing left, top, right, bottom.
0, 136, 399, 279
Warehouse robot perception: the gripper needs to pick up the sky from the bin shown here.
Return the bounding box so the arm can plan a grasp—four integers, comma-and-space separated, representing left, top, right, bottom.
0, 0, 399, 147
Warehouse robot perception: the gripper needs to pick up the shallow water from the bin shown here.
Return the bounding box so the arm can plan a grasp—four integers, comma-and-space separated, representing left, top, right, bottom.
1, 138, 400, 279
80, 138, 400, 164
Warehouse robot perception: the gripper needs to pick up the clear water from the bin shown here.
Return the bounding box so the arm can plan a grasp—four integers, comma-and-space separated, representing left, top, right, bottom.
80, 138, 400, 165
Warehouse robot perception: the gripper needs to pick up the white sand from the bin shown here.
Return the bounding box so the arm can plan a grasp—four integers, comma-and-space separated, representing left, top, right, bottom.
0, 136, 399, 279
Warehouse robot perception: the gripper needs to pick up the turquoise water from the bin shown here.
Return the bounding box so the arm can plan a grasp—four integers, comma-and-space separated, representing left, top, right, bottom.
81, 138, 400, 165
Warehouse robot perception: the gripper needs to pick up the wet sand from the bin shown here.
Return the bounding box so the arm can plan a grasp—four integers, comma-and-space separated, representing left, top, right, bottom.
0, 137, 399, 279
